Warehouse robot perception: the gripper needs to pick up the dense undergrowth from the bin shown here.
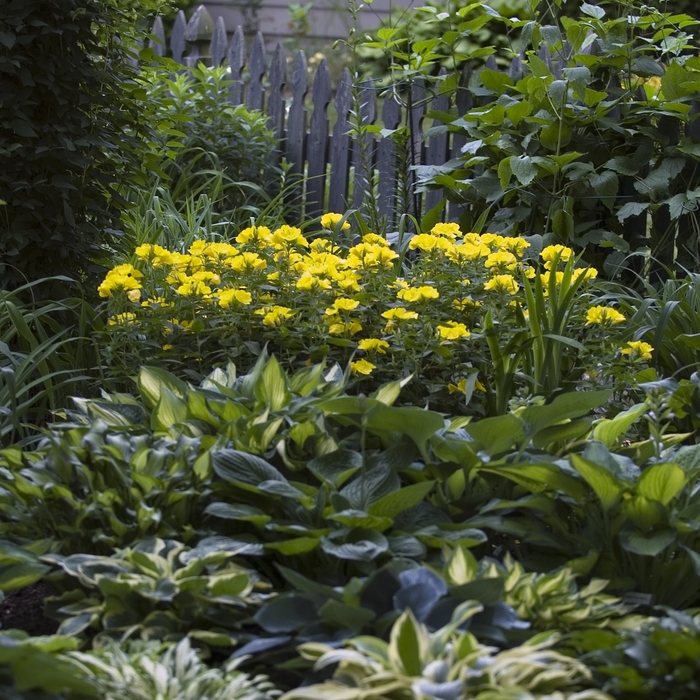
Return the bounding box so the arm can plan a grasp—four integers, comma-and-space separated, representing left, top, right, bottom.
3, 0, 700, 698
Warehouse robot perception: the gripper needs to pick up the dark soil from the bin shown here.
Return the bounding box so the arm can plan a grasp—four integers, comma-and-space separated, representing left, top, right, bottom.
0, 581, 58, 636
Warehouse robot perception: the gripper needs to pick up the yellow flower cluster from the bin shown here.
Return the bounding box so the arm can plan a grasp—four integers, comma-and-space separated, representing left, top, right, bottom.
621, 340, 653, 360
586, 306, 626, 325
98, 264, 143, 301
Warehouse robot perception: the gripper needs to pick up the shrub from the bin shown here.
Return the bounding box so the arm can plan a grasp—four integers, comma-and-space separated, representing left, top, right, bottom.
0, 0, 166, 293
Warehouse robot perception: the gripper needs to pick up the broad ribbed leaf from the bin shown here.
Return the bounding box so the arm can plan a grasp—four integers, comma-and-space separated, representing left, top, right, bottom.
637, 463, 686, 506
388, 609, 428, 676
212, 449, 286, 487
570, 454, 622, 511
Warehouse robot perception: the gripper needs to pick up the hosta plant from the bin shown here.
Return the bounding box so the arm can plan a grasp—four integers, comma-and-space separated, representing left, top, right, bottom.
46, 537, 264, 648
283, 607, 610, 700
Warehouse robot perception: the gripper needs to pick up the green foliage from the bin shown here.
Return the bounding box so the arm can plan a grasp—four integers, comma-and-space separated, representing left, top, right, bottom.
284, 607, 608, 700
0, 279, 103, 447
398, 2, 700, 271
568, 609, 700, 700
0, 0, 167, 292
47, 537, 263, 646
131, 64, 280, 225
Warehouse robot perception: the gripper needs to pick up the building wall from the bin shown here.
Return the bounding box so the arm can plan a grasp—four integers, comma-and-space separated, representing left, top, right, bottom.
203, 0, 414, 44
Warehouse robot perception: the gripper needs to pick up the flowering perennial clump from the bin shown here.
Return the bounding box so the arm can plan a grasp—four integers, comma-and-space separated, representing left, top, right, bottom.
99, 218, 645, 408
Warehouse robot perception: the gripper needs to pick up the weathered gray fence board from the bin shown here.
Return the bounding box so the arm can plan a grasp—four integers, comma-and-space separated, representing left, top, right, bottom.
352, 82, 377, 211
425, 69, 450, 213
171, 11, 187, 65
227, 26, 246, 105
210, 15, 228, 66
149, 16, 166, 56
328, 68, 353, 214
246, 33, 266, 112
267, 43, 287, 148
306, 59, 332, 221
377, 93, 401, 225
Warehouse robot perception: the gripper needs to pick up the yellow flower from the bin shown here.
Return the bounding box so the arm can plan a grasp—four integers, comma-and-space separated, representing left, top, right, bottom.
541, 244, 573, 269
436, 321, 471, 341
361, 233, 390, 247
452, 298, 483, 311
358, 338, 390, 354
320, 213, 350, 230
271, 225, 308, 248
328, 319, 362, 336
334, 270, 362, 292
620, 340, 653, 361
347, 242, 397, 268
446, 242, 488, 263
397, 285, 440, 303
176, 280, 211, 297
97, 264, 143, 298
325, 297, 360, 315
162, 344, 173, 351
255, 305, 295, 326
236, 226, 272, 246
480, 233, 505, 248
217, 287, 252, 308
410, 234, 444, 251
484, 250, 517, 272
202, 242, 238, 259
126, 289, 141, 303
498, 237, 531, 256
431, 222, 461, 239
225, 252, 267, 272
381, 307, 419, 321
448, 378, 468, 394
586, 305, 626, 325
107, 312, 136, 326
484, 274, 519, 294
350, 359, 376, 375
573, 267, 598, 282
296, 271, 331, 291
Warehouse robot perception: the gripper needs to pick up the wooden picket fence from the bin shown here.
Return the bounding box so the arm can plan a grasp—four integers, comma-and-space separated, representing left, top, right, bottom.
146, 4, 497, 226
144, 5, 698, 277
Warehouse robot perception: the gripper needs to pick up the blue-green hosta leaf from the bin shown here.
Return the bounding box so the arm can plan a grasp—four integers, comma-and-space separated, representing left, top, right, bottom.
204, 502, 271, 527
180, 535, 264, 562
321, 528, 389, 562
618, 528, 676, 556
387, 535, 426, 559
254, 592, 319, 633
211, 449, 286, 489
152, 386, 187, 432
415, 525, 487, 549
308, 449, 362, 487
340, 466, 401, 510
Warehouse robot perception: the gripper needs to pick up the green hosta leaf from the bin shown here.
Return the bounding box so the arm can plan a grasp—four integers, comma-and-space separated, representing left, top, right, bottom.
340, 466, 401, 510
622, 495, 667, 531
451, 578, 505, 605
415, 525, 487, 549
289, 363, 325, 396
466, 413, 523, 456
445, 545, 479, 585
319, 599, 375, 632
138, 367, 187, 408
521, 390, 611, 437
367, 481, 435, 519
321, 528, 389, 562
209, 571, 250, 598
482, 463, 587, 502
364, 404, 445, 458
204, 502, 271, 527
389, 609, 428, 676
618, 528, 676, 556
593, 402, 647, 447
152, 386, 187, 432
510, 155, 538, 186
637, 463, 686, 505
329, 510, 393, 531
265, 537, 320, 555
570, 454, 622, 511
255, 355, 291, 410
308, 448, 362, 487
212, 449, 286, 489
0, 561, 49, 592
371, 375, 413, 406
